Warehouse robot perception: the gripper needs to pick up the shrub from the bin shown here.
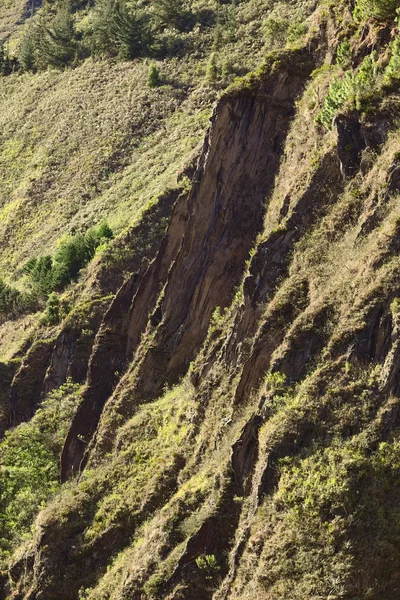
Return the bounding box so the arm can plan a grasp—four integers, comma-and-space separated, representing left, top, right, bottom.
153, 0, 189, 31
0, 380, 81, 563
19, 0, 78, 72
336, 39, 352, 69
287, 21, 308, 44
24, 223, 113, 298
316, 71, 355, 129
148, 63, 161, 87
316, 52, 380, 129
91, 0, 151, 60
19, 22, 41, 72
206, 52, 218, 83
41, 293, 61, 326
196, 554, 221, 581
0, 43, 17, 75
196, 554, 220, 572
385, 37, 400, 84
222, 58, 234, 80
23, 255, 54, 297
38, 0, 78, 69
0, 279, 35, 322
262, 17, 288, 48
354, 0, 400, 21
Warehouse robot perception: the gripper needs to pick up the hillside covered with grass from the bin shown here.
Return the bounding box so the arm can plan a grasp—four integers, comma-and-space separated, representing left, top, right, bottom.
0, 0, 400, 599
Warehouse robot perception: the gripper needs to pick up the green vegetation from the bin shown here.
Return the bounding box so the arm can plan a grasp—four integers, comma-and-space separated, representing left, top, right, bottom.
147, 62, 161, 88
1, 0, 400, 599
0, 380, 81, 563
206, 51, 218, 83
269, 436, 400, 599
262, 16, 308, 48
89, 0, 151, 61
354, 0, 400, 21
196, 553, 220, 574
316, 52, 380, 129
385, 37, 400, 84
24, 222, 112, 295
0, 278, 35, 322
0, 223, 111, 324
16, 0, 195, 71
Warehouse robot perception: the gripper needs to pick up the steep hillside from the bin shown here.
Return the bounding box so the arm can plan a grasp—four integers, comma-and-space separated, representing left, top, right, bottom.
1, 0, 400, 599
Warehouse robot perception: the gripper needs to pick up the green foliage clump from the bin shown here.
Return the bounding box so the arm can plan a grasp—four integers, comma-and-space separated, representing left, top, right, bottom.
206, 52, 218, 83
16, 0, 199, 71
23, 255, 54, 297
286, 21, 308, 45
196, 553, 219, 570
0, 42, 17, 75
24, 222, 113, 299
0, 380, 81, 563
0, 278, 35, 322
272, 437, 400, 597
336, 38, 352, 69
316, 71, 355, 129
262, 16, 308, 49
0, 222, 113, 324
354, 0, 400, 21
148, 63, 161, 88
385, 37, 400, 84
152, 0, 189, 31
262, 17, 288, 48
19, 0, 78, 72
90, 0, 151, 60
19, 22, 38, 72
41, 292, 71, 326
221, 58, 234, 80
316, 52, 380, 129
196, 553, 220, 576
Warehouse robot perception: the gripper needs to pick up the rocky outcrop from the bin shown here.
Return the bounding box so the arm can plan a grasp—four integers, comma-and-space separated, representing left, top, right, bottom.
60, 44, 322, 478
7, 338, 55, 432
231, 414, 261, 495
334, 113, 366, 178
43, 297, 110, 395
8, 10, 400, 600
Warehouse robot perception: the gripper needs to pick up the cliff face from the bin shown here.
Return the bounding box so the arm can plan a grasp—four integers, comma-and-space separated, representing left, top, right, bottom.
2, 3, 400, 600
60, 43, 320, 482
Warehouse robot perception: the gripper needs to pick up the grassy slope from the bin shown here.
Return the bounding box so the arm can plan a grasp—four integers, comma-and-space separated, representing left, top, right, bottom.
0, 59, 211, 274
0, 0, 318, 359
0, 0, 317, 279
2, 0, 400, 599
0, 0, 27, 40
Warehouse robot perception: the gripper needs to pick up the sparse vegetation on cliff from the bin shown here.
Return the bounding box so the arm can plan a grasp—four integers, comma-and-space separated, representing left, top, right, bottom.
0, 0, 400, 599
0, 380, 81, 564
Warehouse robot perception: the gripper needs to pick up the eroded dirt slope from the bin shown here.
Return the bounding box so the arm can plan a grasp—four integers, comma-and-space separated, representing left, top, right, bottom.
2, 2, 400, 600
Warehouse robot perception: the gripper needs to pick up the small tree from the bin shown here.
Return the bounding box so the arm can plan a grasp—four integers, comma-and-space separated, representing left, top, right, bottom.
262, 17, 288, 48
385, 38, 400, 84
19, 22, 40, 72
23, 255, 54, 297
148, 63, 161, 87
153, 0, 184, 30
91, 0, 150, 59
206, 52, 218, 84
41, 293, 61, 326
222, 58, 234, 80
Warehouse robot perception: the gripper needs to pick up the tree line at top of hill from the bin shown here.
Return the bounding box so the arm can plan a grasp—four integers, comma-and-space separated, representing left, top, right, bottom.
0, 0, 399, 75
2, 0, 220, 74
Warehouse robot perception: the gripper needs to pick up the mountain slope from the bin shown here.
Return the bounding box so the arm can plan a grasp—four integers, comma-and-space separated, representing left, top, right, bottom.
1, 0, 400, 599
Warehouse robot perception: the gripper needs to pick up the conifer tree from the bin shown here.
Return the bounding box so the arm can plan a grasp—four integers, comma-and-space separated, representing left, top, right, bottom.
37, 0, 77, 69
19, 22, 40, 71
153, 0, 184, 30
91, 0, 150, 59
